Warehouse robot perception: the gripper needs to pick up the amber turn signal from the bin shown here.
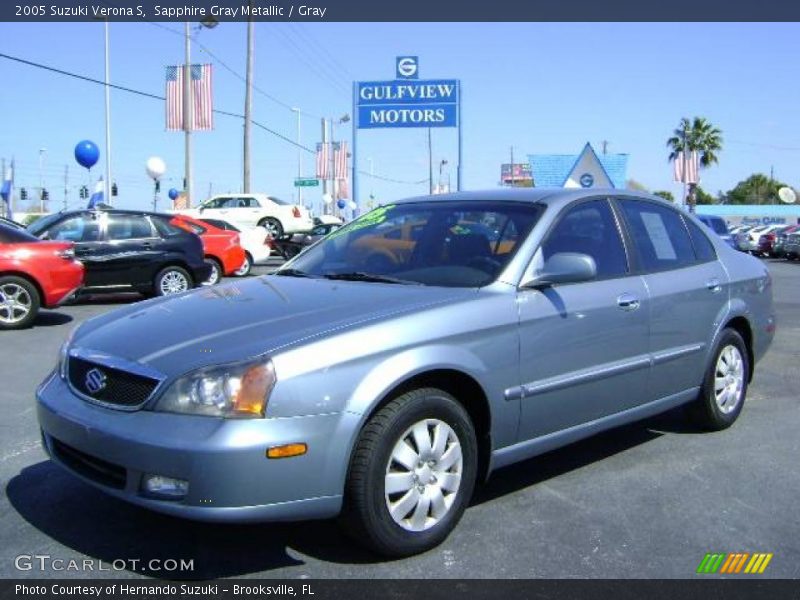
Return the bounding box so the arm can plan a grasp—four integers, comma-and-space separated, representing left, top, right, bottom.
266, 443, 308, 459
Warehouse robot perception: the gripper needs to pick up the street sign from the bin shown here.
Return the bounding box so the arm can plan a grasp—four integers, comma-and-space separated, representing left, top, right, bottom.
396, 56, 419, 79
294, 178, 319, 187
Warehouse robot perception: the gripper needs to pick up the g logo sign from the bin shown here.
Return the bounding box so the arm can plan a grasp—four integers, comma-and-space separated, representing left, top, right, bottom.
396, 56, 419, 79
579, 173, 595, 188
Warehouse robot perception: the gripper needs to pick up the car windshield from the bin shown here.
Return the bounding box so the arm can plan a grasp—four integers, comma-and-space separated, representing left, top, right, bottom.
279, 200, 543, 287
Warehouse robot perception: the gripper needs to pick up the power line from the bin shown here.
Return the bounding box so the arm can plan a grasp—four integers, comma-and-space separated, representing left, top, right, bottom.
0, 51, 314, 154
271, 26, 351, 97
727, 139, 800, 152
286, 23, 356, 83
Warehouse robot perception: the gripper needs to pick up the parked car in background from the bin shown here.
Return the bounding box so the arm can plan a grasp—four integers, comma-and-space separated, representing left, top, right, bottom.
731, 225, 754, 252
784, 228, 800, 260
38, 190, 775, 557
169, 215, 246, 285
744, 224, 783, 255
197, 218, 272, 276
0, 223, 84, 329
0, 216, 25, 230
26, 209, 211, 297
273, 222, 342, 259
697, 215, 735, 248
175, 194, 313, 238
770, 224, 800, 259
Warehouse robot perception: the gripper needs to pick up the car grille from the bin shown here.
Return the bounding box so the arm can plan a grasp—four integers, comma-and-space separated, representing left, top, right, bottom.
68, 356, 159, 409
50, 437, 126, 490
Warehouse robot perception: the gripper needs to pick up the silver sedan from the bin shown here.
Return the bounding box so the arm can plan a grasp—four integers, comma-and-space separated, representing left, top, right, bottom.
37, 189, 775, 557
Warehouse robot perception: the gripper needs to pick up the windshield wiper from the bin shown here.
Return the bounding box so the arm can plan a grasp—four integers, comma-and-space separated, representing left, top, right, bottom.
323, 272, 420, 285
274, 268, 315, 278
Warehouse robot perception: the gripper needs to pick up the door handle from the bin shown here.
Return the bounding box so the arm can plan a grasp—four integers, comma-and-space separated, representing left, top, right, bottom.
706, 278, 722, 293
617, 293, 641, 311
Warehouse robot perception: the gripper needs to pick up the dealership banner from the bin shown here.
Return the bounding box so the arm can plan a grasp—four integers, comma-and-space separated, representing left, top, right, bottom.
356, 79, 459, 129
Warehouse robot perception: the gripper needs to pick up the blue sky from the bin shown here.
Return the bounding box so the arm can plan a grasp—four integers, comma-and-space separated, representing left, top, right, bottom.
1, 21, 799, 213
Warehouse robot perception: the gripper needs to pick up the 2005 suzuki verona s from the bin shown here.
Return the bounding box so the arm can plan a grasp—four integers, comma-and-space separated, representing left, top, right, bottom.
37, 190, 775, 556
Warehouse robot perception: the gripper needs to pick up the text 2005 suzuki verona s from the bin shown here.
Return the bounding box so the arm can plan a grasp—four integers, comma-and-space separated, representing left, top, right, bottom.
37, 190, 774, 556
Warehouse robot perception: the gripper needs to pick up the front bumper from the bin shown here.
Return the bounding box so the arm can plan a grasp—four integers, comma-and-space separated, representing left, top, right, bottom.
36, 372, 347, 522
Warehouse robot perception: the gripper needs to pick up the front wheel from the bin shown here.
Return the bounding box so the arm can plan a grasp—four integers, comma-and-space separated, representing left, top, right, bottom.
341, 388, 477, 557
688, 328, 750, 431
154, 266, 192, 296
0, 276, 40, 330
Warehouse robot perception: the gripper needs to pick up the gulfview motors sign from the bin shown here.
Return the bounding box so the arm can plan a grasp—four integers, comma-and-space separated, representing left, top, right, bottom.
356, 58, 460, 129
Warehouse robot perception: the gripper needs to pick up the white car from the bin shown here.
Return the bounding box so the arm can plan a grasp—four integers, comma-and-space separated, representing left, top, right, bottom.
196, 218, 273, 276
176, 194, 313, 238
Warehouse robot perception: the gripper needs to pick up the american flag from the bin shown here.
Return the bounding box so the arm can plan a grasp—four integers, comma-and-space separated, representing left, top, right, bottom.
316, 142, 331, 179
334, 142, 349, 179
336, 178, 349, 200
165, 64, 214, 131
673, 150, 700, 184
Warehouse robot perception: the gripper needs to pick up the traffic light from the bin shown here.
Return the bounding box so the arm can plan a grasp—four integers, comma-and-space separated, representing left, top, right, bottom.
80, 185, 88, 199
41, 189, 49, 202
20, 188, 27, 200
111, 182, 118, 197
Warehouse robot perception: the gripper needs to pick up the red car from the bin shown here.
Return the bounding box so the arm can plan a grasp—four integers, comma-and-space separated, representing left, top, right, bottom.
169, 214, 246, 285
0, 223, 84, 330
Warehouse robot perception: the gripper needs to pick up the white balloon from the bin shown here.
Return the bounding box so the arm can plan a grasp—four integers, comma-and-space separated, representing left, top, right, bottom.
348, 200, 357, 210
322, 193, 333, 205
146, 156, 166, 180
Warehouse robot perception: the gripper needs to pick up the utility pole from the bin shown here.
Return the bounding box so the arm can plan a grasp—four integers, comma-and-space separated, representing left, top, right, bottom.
321, 118, 328, 214
292, 107, 301, 205
243, 17, 254, 193
510, 146, 514, 187
428, 128, 433, 194
183, 21, 193, 206
601, 140, 609, 155
104, 20, 112, 205
38, 148, 46, 213
329, 119, 336, 215
63, 165, 69, 210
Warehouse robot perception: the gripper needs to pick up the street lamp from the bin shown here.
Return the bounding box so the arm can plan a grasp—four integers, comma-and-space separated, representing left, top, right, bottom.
292, 107, 302, 206
438, 159, 448, 193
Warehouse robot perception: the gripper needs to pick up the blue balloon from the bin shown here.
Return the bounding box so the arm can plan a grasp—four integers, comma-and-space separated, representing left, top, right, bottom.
337, 199, 347, 209
74, 140, 99, 170
168, 188, 179, 200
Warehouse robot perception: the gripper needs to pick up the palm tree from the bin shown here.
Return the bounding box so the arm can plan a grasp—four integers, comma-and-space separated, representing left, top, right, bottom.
667, 117, 723, 211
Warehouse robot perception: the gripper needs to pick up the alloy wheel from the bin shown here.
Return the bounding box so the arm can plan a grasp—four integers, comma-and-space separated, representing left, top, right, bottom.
714, 345, 745, 414
160, 271, 189, 295
0, 283, 32, 325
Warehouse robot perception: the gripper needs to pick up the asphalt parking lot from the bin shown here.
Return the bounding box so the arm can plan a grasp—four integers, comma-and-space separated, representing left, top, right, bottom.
0, 259, 798, 580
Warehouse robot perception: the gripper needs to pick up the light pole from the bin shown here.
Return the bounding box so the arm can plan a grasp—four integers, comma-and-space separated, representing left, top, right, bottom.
184, 18, 218, 207
38, 148, 46, 212
331, 113, 350, 214
439, 159, 448, 193
292, 107, 302, 206
243, 17, 254, 193
104, 20, 112, 205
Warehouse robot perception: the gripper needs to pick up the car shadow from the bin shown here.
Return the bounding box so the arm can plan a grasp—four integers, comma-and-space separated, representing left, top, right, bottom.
8, 411, 696, 575
34, 312, 74, 327
70, 293, 145, 305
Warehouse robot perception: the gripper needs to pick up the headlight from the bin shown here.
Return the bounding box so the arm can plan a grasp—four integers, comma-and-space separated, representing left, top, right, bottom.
58, 326, 79, 380
154, 358, 276, 418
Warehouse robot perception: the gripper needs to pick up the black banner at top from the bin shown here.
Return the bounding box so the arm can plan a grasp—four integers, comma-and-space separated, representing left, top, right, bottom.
2, 0, 800, 22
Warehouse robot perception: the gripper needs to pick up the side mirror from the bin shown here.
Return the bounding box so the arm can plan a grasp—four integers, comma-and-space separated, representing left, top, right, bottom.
522, 252, 597, 289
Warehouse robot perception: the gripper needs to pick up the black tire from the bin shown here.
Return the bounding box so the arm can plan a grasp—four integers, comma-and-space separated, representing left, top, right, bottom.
341, 388, 478, 557
0, 275, 40, 330
259, 218, 284, 238
203, 258, 223, 285
688, 328, 750, 431
154, 266, 193, 297
234, 253, 253, 277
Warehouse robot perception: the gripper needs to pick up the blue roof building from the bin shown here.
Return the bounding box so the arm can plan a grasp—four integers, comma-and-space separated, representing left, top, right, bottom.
529, 143, 629, 189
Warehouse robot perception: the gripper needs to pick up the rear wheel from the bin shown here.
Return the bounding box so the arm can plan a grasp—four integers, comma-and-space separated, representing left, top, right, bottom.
203, 258, 223, 285
0, 276, 40, 330
154, 266, 192, 296
688, 328, 749, 431
259, 218, 283, 238
341, 388, 477, 557
234, 253, 253, 277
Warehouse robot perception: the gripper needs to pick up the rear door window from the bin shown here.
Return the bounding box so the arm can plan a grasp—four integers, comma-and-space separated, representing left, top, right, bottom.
105, 215, 155, 240
618, 200, 696, 271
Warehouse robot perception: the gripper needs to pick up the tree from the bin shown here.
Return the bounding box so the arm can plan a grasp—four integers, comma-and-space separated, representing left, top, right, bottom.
666, 117, 723, 211
653, 190, 674, 202
725, 173, 789, 205
694, 186, 715, 205
626, 179, 649, 192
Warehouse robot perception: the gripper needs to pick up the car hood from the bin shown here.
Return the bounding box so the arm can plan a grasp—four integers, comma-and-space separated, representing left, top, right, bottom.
72, 276, 474, 377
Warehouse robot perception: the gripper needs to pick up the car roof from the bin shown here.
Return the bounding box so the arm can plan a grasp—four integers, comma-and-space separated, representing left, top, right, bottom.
46, 208, 174, 219
390, 188, 674, 211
